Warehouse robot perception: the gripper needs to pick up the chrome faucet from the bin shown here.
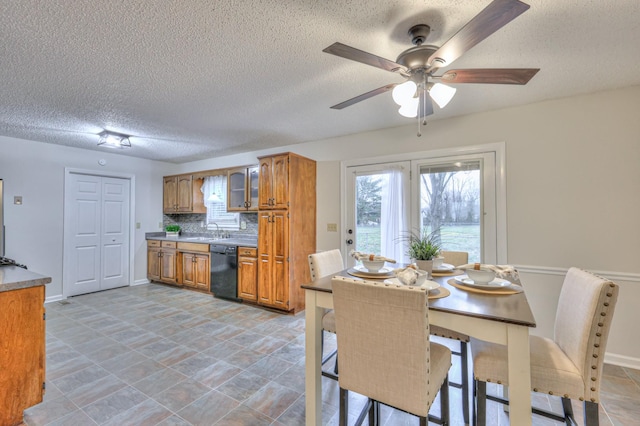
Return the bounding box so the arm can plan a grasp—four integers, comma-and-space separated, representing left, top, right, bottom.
212, 222, 220, 238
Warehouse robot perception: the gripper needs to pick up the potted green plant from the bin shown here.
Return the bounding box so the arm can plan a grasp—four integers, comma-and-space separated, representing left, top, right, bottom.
165, 224, 181, 238
403, 228, 441, 274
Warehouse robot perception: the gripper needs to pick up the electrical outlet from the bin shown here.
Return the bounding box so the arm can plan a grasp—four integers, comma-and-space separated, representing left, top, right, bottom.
159, 222, 163, 229
327, 223, 338, 232
136, 222, 141, 229
240, 221, 247, 230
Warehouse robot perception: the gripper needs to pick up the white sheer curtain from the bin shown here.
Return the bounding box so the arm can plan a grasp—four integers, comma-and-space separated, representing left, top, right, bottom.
380, 167, 408, 263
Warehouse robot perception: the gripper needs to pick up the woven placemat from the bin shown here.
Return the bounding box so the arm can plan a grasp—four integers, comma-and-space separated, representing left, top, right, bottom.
431, 268, 462, 277
346, 268, 394, 279
429, 286, 450, 300
447, 278, 523, 295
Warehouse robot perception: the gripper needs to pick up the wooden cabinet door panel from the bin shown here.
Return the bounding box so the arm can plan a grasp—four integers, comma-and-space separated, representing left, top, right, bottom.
257, 211, 273, 305
272, 154, 289, 209
147, 247, 161, 281
258, 158, 273, 209
272, 211, 289, 308
238, 255, 258, 301
194, 254, 210, 291
181, 253, 196, 288
163, 176, 178, 213
176, 175, 193, 212
161, 249, 177, 284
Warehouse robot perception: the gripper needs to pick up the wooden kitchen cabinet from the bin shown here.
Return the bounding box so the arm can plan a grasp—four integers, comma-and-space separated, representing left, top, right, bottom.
257, 153, 316, 312
163, 174, 206, 214
177, 242, 210, 292
258, 154, 290, 210
0, 285, 45, 426
227, 166, 259, 211
238, 246, 258, 302
147, 240, 178, 285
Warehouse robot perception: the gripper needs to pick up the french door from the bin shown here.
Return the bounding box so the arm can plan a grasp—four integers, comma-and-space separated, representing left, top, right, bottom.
344, 162, 411, 267
344, 147, 502, 267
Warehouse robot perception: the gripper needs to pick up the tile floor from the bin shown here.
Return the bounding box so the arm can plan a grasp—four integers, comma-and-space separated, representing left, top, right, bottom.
23, 284, 640, 425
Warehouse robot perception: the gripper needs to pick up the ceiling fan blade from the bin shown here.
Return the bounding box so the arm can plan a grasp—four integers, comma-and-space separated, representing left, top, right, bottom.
330, 83, 398, 109
427, 0, 531, 69
323, 42, 407, 73
438, 68, 539, 84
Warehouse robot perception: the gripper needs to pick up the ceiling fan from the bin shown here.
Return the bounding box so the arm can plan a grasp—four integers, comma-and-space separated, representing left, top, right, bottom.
323, 0, 540, 122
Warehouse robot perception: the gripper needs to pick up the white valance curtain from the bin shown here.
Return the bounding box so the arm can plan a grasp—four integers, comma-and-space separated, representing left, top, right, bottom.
201, 175, 239, 229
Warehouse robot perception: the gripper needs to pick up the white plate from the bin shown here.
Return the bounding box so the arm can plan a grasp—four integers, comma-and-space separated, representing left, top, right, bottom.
384, 278, 440, 291
454, 275, 511, 290
354, 265, 393, 274
432, 263, 455, 272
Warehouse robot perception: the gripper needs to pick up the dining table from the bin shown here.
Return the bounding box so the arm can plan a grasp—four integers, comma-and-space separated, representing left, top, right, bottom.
303, 266, 537, 426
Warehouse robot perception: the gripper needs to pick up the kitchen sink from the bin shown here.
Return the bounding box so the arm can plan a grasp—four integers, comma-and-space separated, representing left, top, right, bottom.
183, 237, 218, 241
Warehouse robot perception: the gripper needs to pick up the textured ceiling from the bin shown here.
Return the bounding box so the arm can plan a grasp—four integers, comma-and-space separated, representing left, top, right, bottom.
1, 0, 639, 163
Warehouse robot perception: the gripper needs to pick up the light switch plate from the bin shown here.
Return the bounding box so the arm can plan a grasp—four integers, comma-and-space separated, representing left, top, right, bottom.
327, 223, 338, 232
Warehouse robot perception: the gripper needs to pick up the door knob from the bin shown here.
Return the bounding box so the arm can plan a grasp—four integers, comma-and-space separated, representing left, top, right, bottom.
346, 239, 353, 245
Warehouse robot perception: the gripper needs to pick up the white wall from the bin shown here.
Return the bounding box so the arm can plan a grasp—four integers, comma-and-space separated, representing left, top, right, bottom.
1, 85, 638, 364
0, 135, 176, 299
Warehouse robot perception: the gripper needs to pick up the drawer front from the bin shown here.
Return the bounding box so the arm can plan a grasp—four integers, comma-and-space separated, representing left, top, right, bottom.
177, 242, 209, 252
161, 240, 178, 249
147, 240, 161, 248
238, 247, 257, 257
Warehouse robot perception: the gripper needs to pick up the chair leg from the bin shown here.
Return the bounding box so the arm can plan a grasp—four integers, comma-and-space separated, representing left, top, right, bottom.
368, 400, 379, 426
441, 375, 450, 425
460, 341, 470, 425
475, 379, 487, 426
334, 352, 339, 375
561, 397, 574, 425
584, 401, 599, 426
340, 387, 349, 426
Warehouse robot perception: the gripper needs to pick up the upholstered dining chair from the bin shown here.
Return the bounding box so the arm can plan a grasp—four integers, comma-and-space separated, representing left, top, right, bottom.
332, 276, 451, 426
471, 267, 619, 426
308, 249, 344, 379
431, 250, 471, 424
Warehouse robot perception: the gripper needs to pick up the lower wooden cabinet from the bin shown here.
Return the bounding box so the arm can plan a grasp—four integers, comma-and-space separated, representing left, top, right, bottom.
147, 240, 178, 285
0, 285, 45, 426
238, 246, 258, 301
179, 251, 210, 291
148, 240, 212, 292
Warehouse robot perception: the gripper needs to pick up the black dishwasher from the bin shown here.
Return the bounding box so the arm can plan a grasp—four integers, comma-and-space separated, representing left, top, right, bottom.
209, 244, 240, 302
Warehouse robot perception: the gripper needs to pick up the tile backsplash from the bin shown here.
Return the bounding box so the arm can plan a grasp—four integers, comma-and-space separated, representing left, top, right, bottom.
163, 212, 258, 237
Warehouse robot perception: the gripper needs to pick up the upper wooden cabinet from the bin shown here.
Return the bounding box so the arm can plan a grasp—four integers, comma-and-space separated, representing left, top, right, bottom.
258, 154, 290, 210
227, 166, 259, 211
163, 174, 205, 214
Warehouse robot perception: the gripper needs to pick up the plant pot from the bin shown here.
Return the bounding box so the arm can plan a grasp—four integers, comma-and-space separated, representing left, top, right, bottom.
413, 259, 433, 276
166, 231, 180, 238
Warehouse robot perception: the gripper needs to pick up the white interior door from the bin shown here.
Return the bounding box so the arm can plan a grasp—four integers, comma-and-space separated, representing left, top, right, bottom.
100, 177, 130, 290
64, 173, 130, 297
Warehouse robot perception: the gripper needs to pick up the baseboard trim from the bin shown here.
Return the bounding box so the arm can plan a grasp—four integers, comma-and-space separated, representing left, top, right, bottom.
133, 278, 150, 286
45, 294, 65, 304
513, 265, 640, 283
605, 353, 640, 370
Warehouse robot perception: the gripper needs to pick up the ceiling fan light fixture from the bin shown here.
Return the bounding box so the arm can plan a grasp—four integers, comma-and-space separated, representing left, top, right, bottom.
98, 131, 131, 149
398, 97, 419, 118
392, 80, 417, 106
428, 82, 457, 108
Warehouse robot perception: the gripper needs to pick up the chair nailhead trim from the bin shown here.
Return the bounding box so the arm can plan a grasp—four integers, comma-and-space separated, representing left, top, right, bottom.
533, 388, 538, 392
579, 397, 584, 401
596, 332, 601, 337
548, 391, 554, 395
591, 377, 597, 381
593, 354, 598, 358
597, 322, 603, 327
604, 302, 609, 306
564, 394, 569, 398
600, 312, 606, 316
497, 381, 502, 384
594, 343, 600, 347
606, 293, 612, 296
592, 365, 597, 369
591, 397, 596, 401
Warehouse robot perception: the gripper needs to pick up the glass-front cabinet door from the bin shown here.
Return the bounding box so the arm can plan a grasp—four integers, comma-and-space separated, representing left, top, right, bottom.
227, 166, 259, 211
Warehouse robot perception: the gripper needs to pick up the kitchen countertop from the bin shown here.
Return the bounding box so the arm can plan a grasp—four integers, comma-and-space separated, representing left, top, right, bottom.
0, 266, 52, 293
146, 232, 258, 248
